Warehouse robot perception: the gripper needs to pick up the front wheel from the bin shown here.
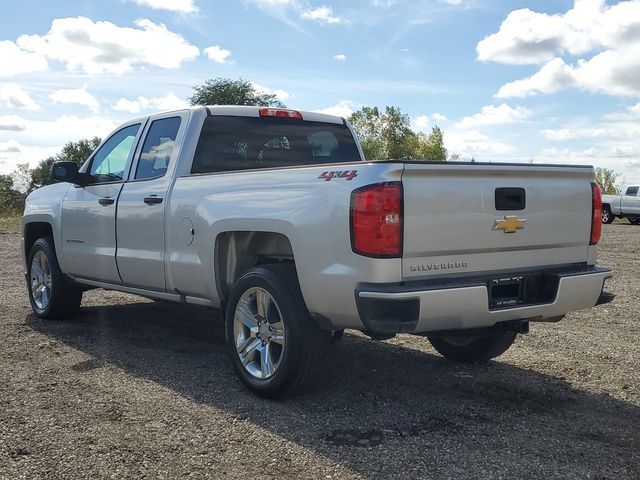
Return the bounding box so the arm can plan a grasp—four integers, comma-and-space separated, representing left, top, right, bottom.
225, 264, 330, 398
427, 332, 517, 363
27, 237, 82, 319
601, 207, 615, 224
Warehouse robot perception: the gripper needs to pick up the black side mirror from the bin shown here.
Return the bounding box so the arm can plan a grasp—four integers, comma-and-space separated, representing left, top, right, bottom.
51, 161, 88, 186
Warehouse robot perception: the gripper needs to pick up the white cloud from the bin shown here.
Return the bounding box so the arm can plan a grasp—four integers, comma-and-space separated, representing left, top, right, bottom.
371, 0, 396, 6
251, 0, 298, 6
0, 140, 22, 153
0, 115, 117, 172
0, 115, 120, 172
456, 103, 532, 128
497, 48, 640, 98
541, 127, 607, 141
446, 129, 514, 156
541, 123, 640, 141
604, 102, 640, 120
432, 112, 448, 122
0, 40, 47, 77
0, 142, 61, 172
629, 103, 640, 116
301, 6, 347, 25
333, 53, 347, 61
0, 84, 40, 110
204, 45, 232, 63
482, 1, 640, 98
314, 100, 356, 118
251, 82, 290, 101
496, 58, 575, 98
413, 115, 430, 132
0, 115, 27, 131
133, 0, 198, 13
476, 0, 630, 65
539, 147, 601, 161
611, 145, 638, 157
15, 17, 199, 75
113, 92, 188, 113
247, 0, 303, 30
49, 85, 99, 112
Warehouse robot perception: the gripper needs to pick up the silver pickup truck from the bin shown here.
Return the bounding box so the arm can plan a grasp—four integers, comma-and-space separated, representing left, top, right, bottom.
602, 185, 640, 224
22, 106, 614, 397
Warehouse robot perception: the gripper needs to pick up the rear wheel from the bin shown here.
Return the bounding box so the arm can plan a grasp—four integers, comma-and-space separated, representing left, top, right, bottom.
225, 264, 330, 398
27, 237, 82, 319
427, 332, 517, 363
629, 218, 640, 225
601, 206, 615, 224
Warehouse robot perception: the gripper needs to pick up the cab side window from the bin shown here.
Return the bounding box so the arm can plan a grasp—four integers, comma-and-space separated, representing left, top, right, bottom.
89, 124, 140, 183
626, 186, 638, 196
135, 117, 181, 180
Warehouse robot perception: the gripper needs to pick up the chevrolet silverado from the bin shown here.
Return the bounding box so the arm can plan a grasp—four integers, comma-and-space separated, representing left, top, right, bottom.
22, 106, 614, 397
602, 185, 640, 224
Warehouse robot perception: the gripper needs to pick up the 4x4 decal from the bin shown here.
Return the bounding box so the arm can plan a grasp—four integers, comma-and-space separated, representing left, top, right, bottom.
318, 170, 358, 181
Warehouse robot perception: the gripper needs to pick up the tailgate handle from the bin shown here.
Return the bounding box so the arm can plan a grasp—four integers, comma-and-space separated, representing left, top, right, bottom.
495, 188, 525, 211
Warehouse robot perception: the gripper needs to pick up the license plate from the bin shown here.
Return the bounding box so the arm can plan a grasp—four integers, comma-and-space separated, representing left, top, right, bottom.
489, 276, 523, 309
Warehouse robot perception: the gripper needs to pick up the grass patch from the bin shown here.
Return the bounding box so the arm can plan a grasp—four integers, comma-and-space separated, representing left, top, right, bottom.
0, 214, 21, 234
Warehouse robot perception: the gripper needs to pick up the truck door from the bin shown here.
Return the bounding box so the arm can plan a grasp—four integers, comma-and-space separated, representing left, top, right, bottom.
60, 123, 143, 283
621, 186, 640, 214
115, 113, 186, 291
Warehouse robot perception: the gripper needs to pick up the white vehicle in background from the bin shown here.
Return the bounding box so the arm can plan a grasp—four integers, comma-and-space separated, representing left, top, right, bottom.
602, 186, 640, 224
22, 105, 614, 398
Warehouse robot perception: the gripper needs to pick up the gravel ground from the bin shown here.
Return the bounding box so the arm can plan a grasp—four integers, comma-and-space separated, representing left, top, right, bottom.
1, 225, 638, 479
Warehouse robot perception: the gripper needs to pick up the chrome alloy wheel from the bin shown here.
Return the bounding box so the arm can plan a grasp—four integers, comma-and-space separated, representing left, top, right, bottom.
30, 251, 52, 310
233, 287, 286, 379
601, 209, 610, 223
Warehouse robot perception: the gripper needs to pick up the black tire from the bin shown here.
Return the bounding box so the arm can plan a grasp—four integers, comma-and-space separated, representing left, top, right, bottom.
225, 264, 330, 398
629, 218, 640, 225
427, 332, 517, 363
601, 206, 615, 224
27, 237, 82, 319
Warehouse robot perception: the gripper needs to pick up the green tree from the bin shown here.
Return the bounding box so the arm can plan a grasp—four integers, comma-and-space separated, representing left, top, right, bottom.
30, 137, 101, 190
11, 163, 31, 192
0, 174, 24, 214
410, 127, 447, 161
594, 167, 620, 195
348, 106, 447, 161
189, 78, 285, 107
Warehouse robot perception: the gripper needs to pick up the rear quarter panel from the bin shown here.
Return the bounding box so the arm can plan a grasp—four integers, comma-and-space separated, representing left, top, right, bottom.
166, 162, 403, 327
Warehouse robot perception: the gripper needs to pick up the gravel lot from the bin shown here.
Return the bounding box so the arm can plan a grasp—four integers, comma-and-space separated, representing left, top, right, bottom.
1, 225, 638, 479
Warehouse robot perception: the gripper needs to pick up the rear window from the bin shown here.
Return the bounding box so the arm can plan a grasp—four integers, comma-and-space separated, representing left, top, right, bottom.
191, 116, 362, 174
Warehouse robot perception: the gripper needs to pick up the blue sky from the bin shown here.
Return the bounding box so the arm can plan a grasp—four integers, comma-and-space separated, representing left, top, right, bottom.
1, 0, 639, 184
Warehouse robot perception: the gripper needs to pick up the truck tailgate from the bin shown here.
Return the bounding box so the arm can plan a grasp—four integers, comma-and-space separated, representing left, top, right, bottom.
401, 163, 595, 279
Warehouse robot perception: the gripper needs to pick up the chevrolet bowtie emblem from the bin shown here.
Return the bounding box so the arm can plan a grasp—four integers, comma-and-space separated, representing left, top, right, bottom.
492, 215, 527, 233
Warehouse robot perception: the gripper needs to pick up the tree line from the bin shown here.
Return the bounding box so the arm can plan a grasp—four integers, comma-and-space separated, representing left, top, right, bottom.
0, 77, 621, 213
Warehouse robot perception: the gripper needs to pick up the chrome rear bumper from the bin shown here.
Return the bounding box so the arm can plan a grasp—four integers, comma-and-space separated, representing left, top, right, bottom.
356, 266, 613, 335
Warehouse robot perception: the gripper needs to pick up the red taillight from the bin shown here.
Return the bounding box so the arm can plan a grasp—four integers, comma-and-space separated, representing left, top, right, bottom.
350, 182, 403, 257
259, 108, 303, 120
591, 182, 602, 245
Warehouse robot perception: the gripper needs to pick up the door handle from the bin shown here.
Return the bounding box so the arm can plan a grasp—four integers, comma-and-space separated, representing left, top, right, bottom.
98, 197, 114, 206
143, 195, 163, 205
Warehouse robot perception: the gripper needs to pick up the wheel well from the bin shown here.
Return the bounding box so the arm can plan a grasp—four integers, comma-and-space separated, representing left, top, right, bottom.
24, 222, 54, 257
216, 231, 294, 301
602, 203, 611, 210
